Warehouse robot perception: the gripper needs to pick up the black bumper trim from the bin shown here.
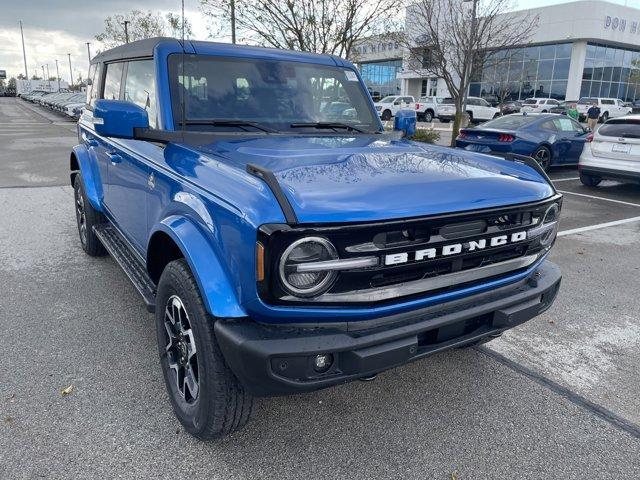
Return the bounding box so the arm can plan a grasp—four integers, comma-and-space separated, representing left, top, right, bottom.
580, 166, 640, 183
215, 260, 561, 396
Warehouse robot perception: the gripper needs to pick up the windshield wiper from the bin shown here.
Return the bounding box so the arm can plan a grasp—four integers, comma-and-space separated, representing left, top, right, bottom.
290, 122, 371, 133
179, 119, 279, 133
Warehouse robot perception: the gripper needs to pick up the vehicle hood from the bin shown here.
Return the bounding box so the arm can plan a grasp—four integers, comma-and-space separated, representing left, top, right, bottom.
192, 134, 554, 224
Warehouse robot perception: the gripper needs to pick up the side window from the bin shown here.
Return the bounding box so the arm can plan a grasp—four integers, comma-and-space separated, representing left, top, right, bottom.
602, 99, 614, 105
124, 60, 158, 128
541, 120, 557, 131
553, 118, 577, 132
403, 97, 413, 104
480, 99, 490, 107
103, 62, 124, 100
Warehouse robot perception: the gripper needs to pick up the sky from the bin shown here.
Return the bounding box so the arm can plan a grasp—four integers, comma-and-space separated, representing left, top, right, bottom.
0, 0, 637, 81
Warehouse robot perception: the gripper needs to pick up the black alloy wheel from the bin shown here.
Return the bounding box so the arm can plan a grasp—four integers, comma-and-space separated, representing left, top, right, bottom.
381, 109, 392, 121
532, 145, 552, 171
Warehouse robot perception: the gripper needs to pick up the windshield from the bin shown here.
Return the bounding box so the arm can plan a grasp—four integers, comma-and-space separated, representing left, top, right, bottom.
480, 115, 539, 130
168, 54, 378, 133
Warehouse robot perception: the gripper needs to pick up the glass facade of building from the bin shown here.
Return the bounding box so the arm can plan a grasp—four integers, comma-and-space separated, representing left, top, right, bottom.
469, 43, 573, 101
581, 43, 640, 101
358, 59, 402, 100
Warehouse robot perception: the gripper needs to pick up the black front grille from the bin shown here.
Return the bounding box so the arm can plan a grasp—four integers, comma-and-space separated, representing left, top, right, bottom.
258, 196, 561, 305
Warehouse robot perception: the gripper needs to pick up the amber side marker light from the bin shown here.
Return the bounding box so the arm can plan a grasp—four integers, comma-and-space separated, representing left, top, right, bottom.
256, 242, 265, 281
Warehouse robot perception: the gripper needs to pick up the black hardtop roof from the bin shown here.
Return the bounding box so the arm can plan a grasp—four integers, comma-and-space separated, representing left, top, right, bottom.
92, 37, 179, 64
91, 37, 345, 66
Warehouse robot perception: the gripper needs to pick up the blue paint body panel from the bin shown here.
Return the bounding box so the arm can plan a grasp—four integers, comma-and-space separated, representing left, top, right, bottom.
74, 39, 558, 324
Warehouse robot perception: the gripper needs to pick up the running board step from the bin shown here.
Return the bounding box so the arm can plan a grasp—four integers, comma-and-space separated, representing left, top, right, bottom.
93, 224, 156, 313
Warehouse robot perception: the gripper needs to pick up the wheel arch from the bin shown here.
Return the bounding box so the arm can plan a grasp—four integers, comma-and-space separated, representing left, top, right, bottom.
70, 144, 104, 212
148, 216, 246, 319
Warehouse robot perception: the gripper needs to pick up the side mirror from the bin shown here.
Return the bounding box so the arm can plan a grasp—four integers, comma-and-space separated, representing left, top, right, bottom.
93, 99, 149, 139
394, 109, 417, 137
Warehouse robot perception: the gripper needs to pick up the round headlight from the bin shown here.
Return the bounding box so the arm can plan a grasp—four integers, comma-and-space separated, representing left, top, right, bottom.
279, 237, 338, 297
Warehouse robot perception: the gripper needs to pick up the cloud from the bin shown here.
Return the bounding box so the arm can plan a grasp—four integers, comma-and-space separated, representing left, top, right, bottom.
0, 0, 212, 79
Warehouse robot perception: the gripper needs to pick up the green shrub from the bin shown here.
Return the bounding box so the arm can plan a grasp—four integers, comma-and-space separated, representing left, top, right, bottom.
408, 129, 440, 144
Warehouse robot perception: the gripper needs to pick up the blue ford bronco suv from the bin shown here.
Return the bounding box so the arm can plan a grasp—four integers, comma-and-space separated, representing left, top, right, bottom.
71, 38, 562, 439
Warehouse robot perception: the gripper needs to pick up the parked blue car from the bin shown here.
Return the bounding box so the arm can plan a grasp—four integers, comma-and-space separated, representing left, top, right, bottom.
71, 38, 562, 439
456, 113, 590, 169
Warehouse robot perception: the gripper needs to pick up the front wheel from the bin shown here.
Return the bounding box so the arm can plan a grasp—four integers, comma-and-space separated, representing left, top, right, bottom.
580, 173, 602, 187
381, 110, 392, 121
156, 259, 254, 440
424, 110, 434, 122
600, 112, 609, 123
532, 145, 552, 171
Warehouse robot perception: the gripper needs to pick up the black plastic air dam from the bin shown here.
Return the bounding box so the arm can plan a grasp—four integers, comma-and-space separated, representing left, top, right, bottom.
215, 260, 561, 397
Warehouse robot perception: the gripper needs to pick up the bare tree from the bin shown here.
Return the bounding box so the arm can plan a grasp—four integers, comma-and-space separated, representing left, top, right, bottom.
398, 0, 538, 145
96, 10, 193, 49
200, 0, 401, 58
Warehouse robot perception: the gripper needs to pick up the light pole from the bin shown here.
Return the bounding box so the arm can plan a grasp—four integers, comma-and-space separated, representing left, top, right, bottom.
55, 59, 60, 92
41, 65, 45, 87
123, 20, 130, 43
461, 0, 478, 121
230, 0, 236, 44
68, 53, 73, 88
19, 20, 28, 78
86, 42, 91, 80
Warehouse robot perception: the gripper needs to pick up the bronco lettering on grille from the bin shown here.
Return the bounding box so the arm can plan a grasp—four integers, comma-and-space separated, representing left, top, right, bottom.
384, 231, 527, 266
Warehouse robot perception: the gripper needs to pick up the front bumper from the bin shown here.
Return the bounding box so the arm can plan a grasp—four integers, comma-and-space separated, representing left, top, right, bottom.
215, 260, 561, 396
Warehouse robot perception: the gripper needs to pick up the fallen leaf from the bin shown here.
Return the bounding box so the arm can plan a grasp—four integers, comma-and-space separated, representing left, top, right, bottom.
576, 250, 584, 255
4, 416, 13, 425
451, 470, 459, 480
548, 319, 555, 324
61, 385, 74, 396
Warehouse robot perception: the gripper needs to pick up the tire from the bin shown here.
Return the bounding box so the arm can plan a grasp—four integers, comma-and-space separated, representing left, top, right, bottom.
532, 145, 552, 171
440, 119, 450, 123
541, 110, 548, 113
381, 109, 392, 121
424, 110, 434, 122
466, 111, 474, 124
493, 112, 501, 119
73, 174, 106, 256
156, 259, 254, 440
580, 173, 602, 187
600, 112, 609, 123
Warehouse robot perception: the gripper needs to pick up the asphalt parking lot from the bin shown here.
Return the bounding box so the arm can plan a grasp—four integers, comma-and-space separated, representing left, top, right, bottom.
1, 97, 639, 479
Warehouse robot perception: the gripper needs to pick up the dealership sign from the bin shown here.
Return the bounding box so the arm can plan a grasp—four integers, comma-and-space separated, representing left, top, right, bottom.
604, 15, 640, 34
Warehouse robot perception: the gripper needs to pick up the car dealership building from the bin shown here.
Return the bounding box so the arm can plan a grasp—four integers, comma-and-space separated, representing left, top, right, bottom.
354, 0, 640, 103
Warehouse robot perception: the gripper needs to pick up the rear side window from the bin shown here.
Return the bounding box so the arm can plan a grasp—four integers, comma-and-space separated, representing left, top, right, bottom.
124, 60, 158, 128
523, 99, 537, 105
598, 119, 640, 138
103, 62, 124, 100
601, 99, 615, 105
578, 97, 597, 104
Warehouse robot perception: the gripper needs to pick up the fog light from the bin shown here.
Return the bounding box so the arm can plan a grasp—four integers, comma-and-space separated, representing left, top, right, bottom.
313, 353, 333, 373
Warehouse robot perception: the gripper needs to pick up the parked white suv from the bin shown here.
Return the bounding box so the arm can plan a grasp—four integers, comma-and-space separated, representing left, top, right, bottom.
415, 96, 442, 122
576, 97, 631, 123
374, 95, 415, 121
520, 98, 561, 113
437, 97, 499, 123
578, 115, 640, 186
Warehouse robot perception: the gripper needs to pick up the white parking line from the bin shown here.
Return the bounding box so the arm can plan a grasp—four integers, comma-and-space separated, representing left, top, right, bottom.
558, 215, 640, 237
551, 177, 580, 182
558, 190, 640, 208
